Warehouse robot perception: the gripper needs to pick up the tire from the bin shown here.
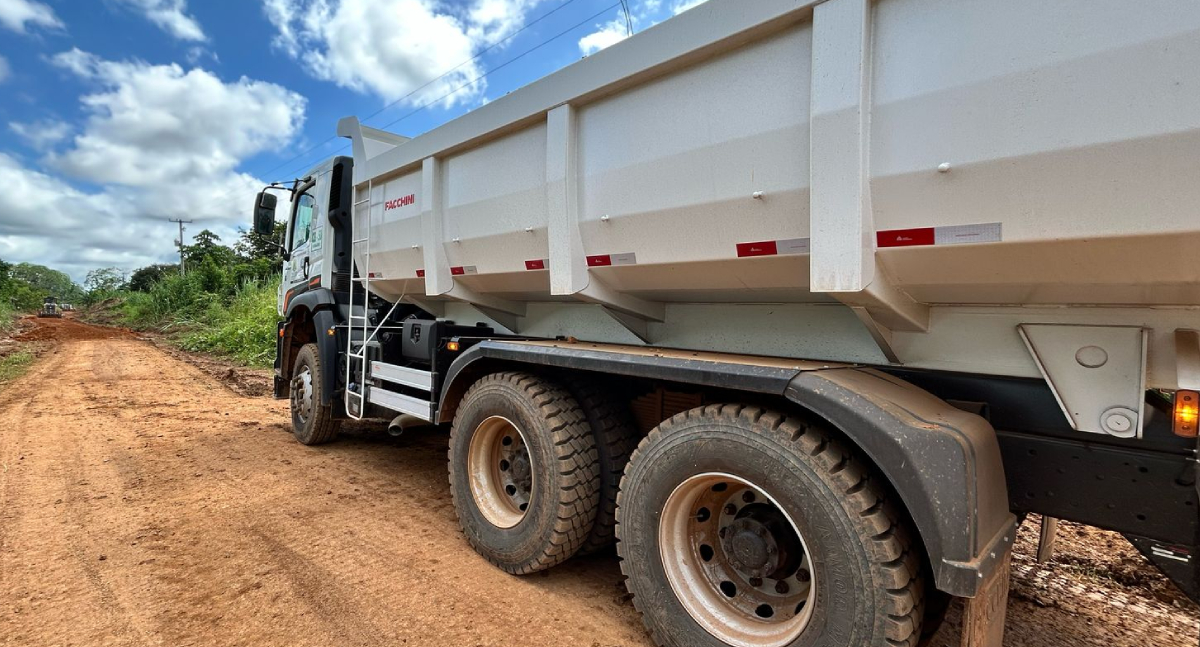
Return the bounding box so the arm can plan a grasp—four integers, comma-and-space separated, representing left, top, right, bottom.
448, 372, 601, 574
290, 343, 341, 445
564, 377, 639, 556
617, 404, 925, 647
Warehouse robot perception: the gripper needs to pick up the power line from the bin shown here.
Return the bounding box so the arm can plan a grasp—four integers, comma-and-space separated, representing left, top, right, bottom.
218, 0, 622, 213
244, 0, 586, 187
378, 2, 621, 132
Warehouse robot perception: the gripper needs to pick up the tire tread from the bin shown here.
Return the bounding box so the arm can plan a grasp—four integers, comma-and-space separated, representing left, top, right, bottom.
617, 404, 925, 647
448, 372, 600, 574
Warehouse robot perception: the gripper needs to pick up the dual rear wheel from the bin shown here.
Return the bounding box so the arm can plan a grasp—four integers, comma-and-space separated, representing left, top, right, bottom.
444, 376, 926, 647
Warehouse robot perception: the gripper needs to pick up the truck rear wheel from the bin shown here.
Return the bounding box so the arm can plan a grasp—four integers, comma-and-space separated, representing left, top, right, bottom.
564, 378, 639, 556
448, 372, 601, 574
290, 343, 341, 445
617, 404, 925, 647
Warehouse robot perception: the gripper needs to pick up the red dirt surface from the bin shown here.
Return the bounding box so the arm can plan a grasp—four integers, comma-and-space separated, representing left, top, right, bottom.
0, 316, 1196, 646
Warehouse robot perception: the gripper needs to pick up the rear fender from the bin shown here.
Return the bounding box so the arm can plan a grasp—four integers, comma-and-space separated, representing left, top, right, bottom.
785, 369, 1017, 598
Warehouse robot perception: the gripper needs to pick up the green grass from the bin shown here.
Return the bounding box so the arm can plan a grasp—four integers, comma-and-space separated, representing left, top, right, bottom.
111, 274, 281, 367
177, 278, 280, 366
0, 349, 38, 385
0, 302, 18, 334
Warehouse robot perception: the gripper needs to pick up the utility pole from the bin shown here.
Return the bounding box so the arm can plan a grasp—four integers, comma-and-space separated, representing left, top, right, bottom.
169, 219, 193, 276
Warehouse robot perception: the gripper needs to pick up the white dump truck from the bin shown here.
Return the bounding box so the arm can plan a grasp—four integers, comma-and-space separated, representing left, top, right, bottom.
251, 1, 1200, 644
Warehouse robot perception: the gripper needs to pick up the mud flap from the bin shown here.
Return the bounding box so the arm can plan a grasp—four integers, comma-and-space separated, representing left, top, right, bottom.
961, 549, 1011, 647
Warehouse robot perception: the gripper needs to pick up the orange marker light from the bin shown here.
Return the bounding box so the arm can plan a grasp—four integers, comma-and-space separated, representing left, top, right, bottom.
1175, 390, 1199, 438
279, 328, 285, 338
446, 341, 460, 352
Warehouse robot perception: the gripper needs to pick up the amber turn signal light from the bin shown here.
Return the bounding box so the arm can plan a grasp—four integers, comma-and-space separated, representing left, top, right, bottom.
1175, 390, 1199, 438
446, 341, 460, 352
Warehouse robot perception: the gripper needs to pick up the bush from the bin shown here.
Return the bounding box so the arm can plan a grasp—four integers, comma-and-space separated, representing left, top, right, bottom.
114, 273, 281, 367
0, 302, 18, 334
178, 278, 281, 366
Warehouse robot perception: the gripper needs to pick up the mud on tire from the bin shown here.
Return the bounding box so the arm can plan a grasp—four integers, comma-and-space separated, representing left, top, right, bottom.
448, 372, 601, 574
617, 404, 926, 647
563, 376, 639, 556
290, 343, 341, 445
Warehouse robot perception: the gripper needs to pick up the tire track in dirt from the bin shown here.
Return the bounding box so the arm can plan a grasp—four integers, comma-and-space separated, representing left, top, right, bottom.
0, 316, 1196, 647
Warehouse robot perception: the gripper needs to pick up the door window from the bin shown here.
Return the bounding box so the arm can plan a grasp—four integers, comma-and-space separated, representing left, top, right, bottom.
290, 190, 315, 251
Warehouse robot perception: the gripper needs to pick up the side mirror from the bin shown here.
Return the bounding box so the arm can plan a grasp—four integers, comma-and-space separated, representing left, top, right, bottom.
253, 191, 277, 236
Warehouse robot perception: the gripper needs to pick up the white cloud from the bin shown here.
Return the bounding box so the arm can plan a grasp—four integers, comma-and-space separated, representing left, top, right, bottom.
672, 0, 707, 14
113, 0, 206, 41
0, 51, 306, 281
49, 48, 305, 188
578, 18, 628, 56
0, 55, 9, 83
9, 119, 72, 150
264, 0, 544, 108
0, 0, 62, 33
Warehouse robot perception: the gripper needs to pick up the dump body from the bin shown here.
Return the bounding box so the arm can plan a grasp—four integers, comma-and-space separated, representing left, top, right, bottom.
338, 0, 1200, 395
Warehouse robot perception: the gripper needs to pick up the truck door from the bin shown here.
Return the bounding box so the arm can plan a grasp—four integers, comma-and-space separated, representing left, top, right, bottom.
283, 181, 318, 299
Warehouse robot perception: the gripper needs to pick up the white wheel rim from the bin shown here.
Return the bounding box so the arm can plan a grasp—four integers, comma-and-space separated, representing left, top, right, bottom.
467, 416, 534, 529
659, 472, 816, 647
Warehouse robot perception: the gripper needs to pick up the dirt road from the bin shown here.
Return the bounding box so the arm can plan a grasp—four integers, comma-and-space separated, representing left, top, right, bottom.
1, 317, 1197, 646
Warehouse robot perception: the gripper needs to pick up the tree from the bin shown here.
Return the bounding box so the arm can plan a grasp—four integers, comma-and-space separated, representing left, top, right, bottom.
0, 258, 11, 295
234, 222, 287, 263
183, 230, 236, 268
10, 262, 81, 300
84, 267, 125, 304
127, 264, 179, 292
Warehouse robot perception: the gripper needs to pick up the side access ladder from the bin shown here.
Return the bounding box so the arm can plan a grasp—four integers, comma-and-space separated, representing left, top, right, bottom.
345, 178, 434, 422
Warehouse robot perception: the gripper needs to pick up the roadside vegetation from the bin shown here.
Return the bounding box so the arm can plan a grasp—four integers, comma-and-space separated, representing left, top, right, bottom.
0, 225, 284, 367
0, 259, 84, 323
88, 225, 286, 367
0, 349, 39, 385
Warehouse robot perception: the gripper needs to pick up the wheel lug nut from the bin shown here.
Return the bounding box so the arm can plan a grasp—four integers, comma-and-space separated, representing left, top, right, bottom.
724, 504, 737, 515
775, 581, 790, 594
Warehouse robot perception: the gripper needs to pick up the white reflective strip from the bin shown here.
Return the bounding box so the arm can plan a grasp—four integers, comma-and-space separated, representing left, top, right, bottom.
935, 223, 1002, 245
776, 238, 811, 255
1152, 547, 1191, 563
610, 252, 637, 266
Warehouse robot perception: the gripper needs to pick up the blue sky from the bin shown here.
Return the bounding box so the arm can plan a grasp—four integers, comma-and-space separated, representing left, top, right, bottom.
0, 0, 705, 282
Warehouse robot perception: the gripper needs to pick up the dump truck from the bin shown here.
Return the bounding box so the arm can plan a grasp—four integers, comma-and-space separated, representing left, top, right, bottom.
251, 1, 1200, 644
37, 296, 62, 319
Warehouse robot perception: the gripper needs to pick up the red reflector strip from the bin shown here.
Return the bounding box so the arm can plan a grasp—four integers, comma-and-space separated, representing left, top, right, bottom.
877, 223, 1002, 248
416, 269, 425, 278
736, 241, 777, 257
525, 259, 547, 270
735, 238, 810, 258
587, 252, 637, 267
877, 227, 935, 248
450, 266, 478, 276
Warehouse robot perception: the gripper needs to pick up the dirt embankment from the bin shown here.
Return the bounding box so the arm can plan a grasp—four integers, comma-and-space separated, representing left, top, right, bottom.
0, 316, 1196, 647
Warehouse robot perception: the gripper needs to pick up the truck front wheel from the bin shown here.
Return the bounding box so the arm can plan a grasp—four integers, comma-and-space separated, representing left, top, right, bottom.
448, 372, 601, 574
290, 343, 341, 445
617, 404, 925, 647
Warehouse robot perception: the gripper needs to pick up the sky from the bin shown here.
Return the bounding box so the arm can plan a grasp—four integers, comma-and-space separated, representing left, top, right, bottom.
0, 0, 707, 283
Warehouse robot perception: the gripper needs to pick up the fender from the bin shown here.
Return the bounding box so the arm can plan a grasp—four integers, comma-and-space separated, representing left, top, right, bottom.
785, 368, 1016, 598
284, 287, 337, 319
438, 340, 1014, 597
276, 287, 345, 413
